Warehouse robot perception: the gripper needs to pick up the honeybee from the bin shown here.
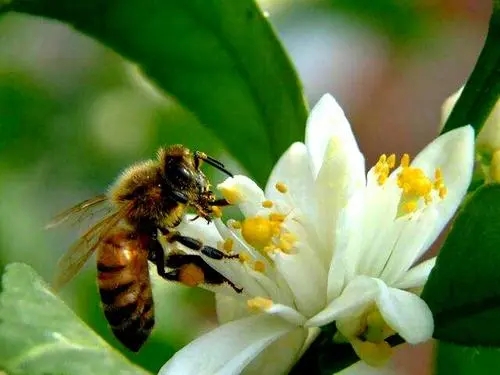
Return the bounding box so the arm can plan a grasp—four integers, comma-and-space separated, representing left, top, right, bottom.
48, 144, 241, 352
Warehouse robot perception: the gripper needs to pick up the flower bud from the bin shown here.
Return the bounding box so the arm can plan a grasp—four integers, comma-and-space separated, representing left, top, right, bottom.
441, 86, 500, 183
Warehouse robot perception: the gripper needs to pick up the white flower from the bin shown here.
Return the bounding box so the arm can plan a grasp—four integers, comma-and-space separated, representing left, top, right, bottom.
160, 94, 474, 375
442, 86, 500, 182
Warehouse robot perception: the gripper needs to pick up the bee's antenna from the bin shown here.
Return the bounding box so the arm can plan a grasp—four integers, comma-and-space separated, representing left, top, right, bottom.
195, 152, 234, 177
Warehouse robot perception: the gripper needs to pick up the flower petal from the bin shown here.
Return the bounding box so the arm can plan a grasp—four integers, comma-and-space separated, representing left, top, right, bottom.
409, 125, 474, 252
264, 142, 317, 226
159, 314, 295, 375
218, 175, 266, 217
379, 209, 439, 284
305, 94, 362, 177
306, 276, 381, 327
376, 287, 433, 344
243, 327, 308, 375
260, 302, 308, 326
216, 294, 250, 324
392, 257, 436, 290
314, 135, 366, 262
273, 250, 327, 317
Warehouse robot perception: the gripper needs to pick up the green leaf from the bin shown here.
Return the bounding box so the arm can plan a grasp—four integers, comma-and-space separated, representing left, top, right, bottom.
436, 341, 500, 375
5, 0, 308, 185
0, 263, 150, 375
421, 184, 500, 346
440, 3, 500, 136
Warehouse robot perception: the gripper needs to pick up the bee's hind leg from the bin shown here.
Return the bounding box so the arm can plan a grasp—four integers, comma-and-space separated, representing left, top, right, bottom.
164, 253, 242, 293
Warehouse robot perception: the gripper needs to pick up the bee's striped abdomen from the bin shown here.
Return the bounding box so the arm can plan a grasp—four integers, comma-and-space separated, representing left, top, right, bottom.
97, 229, 154, 352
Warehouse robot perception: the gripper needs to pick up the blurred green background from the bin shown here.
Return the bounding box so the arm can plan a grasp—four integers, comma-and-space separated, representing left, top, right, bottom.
0, 0, 492, 374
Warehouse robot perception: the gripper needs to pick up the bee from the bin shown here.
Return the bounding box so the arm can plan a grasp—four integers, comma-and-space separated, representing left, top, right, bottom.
48, 144, 241, 352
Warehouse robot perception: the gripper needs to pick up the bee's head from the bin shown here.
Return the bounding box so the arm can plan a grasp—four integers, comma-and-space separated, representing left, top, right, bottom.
157, 144, 209, 192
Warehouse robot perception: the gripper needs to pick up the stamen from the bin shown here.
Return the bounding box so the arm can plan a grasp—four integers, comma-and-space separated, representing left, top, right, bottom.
241, 217, 274, 249
262, 200, 273, 208
275, 182, 288, 194
269, 213, 286, 223
211, 206, 222, 218
253, 260, 266, 272
278, 238, 294, 253
263, 245, 276, 254
400, 153, 410, 168
373, 153, 396, 185
230, 220, 242, 229
247, 297, 273, 311
396, 153, 448, 215
222, 238, 234, 253
219, 186, 243, 204
178, 264, 205, 287
239, 251, 251, 263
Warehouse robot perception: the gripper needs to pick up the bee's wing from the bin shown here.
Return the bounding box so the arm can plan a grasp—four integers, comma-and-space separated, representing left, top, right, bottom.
46, 194, 109, 229
52, 203, 132, 291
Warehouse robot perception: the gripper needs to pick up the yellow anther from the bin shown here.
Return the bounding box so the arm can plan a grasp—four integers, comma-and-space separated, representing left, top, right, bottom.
387, 154, 396, 168
247, 297, 273, 311
281, 232, 297, 243
230, 220, 242, 229
439, 186, 448, 199
263, 245, 276, 253
241, 216, 274, 249
275, 182, 288, 193
434, 167, 443, 181
403, 201, 418, 213
374, 154, 395, 186
351, 338, 392, 367
278, 238, 294, 253
253, 260, 266, 272
222, 238, 234, 253
211, 206, 222, 218
239, 251, 251, 263
219, 186, 243, 205
400, 153, 410, 168
269, 212, 286, 223
262, 200, 273, 208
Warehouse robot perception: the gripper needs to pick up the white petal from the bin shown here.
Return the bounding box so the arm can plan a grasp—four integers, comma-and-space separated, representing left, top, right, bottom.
305, 94, 362, 177
410, 125, 474, 252
243, 328, 308, 375
263, 302, 308, 326
392, 257, 436, 290
379, 209, 438, 284
314, 136, 366, 262
174, 215, 222, 245
376, 287, 434, 344
159, 314, 295, 375
273, 250, 327, 317
306, 276, 381, 327
218, 175, 265, 217
264, 142, 317, 226
353, 167, 402, 278
216, 294, 250, 324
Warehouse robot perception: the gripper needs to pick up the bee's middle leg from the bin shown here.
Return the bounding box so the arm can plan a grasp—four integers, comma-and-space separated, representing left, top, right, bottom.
160, 229, 238, 261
